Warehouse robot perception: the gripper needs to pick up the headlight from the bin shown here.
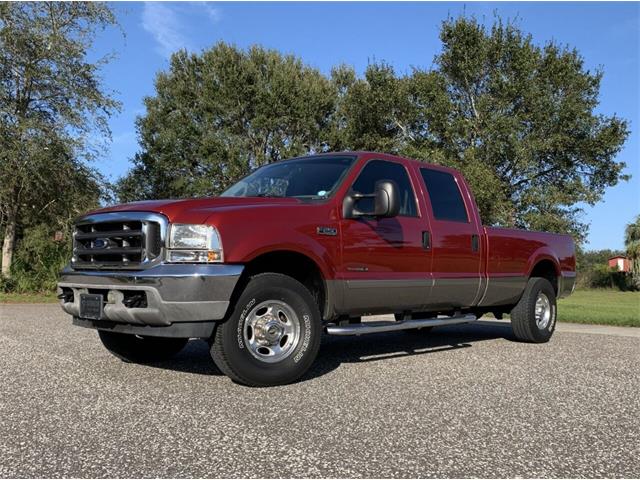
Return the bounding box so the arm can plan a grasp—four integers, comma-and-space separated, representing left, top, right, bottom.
167, 224, 223, 263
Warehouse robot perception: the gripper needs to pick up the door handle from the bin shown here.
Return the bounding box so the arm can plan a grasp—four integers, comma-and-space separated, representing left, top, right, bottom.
471, 234, 479, 252
422, 231, 431, 250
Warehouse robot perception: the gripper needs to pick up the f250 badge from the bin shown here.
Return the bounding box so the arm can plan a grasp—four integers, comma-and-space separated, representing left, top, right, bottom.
316, 226, 337, 236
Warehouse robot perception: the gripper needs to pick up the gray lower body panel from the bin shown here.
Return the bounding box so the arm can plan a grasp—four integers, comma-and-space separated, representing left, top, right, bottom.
428, 278, 482, 309
477, 276, 528, 307
334, 277, 484, 315
333, 274, 534, 315
559, 272, 577, 298
337, 278, 434, 315
58, 263, 243, 329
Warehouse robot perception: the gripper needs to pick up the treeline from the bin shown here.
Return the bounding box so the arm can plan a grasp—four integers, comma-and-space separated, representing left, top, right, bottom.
118, 19, 629, 244
0, 3, 632, 292
0, 2, 119, 291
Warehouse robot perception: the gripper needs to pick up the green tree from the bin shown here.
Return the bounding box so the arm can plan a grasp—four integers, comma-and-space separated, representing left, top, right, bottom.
327, 62, 416, 153
0, 1, 120, 277
625, 215, 640, 288
119, 16, 629, 245
332, 16, 629, 240
117, 43, 336, 201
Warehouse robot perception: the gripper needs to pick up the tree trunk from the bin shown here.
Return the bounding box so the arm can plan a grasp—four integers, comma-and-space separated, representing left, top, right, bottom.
1, 207, 17, 278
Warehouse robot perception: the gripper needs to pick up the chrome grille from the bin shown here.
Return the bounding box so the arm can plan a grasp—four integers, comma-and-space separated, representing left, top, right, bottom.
72, 212, 167, 270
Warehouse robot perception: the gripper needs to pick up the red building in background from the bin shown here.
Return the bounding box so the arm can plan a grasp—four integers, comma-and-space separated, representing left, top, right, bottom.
608, 255, 630, 272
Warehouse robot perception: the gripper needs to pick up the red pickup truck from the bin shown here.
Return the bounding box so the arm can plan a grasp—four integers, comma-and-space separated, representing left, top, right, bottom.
58, 152, 576, 386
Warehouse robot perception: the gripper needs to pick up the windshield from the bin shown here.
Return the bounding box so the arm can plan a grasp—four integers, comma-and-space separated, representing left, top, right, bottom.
221, 156, 355, 199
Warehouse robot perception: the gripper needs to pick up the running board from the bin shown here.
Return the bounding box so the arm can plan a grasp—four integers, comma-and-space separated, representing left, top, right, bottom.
325, 314, 477, 336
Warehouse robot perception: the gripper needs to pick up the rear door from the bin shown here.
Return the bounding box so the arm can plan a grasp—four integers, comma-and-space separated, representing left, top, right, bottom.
417, 167, 483, 308
339, 159, 433, 314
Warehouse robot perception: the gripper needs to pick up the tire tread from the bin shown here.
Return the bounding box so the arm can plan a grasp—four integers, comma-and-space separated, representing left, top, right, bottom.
210, 272, 321, 387
510, 277, 556, 343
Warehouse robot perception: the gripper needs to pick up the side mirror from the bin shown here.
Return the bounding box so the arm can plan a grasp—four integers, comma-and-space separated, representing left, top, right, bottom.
343, 179, 401, 219
373, 180, 400, 218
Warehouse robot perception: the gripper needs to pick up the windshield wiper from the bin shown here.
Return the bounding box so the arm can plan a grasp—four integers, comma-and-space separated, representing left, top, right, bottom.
253, 192, 283, 198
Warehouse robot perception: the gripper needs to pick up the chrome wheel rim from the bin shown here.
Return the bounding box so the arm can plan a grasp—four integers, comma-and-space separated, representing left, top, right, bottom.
535, 292, 552, 330
243, 300, 301, 363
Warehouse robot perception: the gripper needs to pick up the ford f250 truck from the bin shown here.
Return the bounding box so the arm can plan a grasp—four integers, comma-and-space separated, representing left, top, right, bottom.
58, 152, 576, 387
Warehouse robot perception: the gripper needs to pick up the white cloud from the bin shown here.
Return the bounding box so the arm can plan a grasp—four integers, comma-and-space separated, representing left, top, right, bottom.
198, 2, 221, 23
142, 2, 221, 59
142, 3, 190, 58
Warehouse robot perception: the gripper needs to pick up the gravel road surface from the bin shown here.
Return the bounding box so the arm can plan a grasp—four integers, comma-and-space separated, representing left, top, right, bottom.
1, 304, 638, 478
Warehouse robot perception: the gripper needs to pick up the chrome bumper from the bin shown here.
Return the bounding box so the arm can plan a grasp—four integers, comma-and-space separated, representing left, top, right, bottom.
57, 264, 243, 327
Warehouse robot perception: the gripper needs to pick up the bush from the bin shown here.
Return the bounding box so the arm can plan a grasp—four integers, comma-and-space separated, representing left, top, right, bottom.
577, 264, 635, 291
6, 224, 71, 293
0, 275, 17, 293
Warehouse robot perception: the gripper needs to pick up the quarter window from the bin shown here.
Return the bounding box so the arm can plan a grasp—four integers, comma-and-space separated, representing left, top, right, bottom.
420, 168, 469, 222
351, 160, 417, 217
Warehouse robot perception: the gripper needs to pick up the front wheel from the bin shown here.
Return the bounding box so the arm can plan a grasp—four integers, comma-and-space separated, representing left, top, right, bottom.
510, 277, 557, 343
98, 331, 188, 362
210, 273, 322, 387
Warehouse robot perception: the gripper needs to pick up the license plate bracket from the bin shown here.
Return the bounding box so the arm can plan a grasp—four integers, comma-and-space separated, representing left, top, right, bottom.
79, 293, 104, 320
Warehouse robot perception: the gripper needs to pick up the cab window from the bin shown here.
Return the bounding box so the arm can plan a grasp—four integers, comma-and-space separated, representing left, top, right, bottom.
420, 168, 469, 222
350, 160, 418, 217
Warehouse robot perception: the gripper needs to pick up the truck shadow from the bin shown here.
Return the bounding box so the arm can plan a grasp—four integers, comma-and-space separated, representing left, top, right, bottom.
147, 320, 516, 381
303, 320, 516, 382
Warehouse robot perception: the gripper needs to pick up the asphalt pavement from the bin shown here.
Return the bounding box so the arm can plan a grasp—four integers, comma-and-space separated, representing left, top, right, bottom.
1, 303, 638, 478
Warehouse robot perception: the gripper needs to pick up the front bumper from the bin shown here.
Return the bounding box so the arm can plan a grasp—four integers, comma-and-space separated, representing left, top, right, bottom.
57, 264, 243, 333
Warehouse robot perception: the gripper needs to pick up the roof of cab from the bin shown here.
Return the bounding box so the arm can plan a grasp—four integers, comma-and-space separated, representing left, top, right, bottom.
287, 151, 460, 175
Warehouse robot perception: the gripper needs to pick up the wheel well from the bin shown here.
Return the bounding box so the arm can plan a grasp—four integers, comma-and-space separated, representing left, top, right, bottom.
234, 251, 327, 318
530, 260, 558, 294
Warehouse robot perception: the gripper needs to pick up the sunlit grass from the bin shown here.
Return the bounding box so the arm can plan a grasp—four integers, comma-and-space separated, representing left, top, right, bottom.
558, 289, 640, 327
0, 292, 59, 304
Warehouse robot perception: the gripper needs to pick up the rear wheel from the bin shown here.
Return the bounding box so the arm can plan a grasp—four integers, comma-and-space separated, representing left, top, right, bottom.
98, 331, 188, 362
210, 273, 322, 387
510, 277, 557, 343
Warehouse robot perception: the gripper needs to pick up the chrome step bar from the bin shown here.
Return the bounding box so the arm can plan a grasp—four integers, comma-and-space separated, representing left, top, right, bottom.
326, 314, 477, 336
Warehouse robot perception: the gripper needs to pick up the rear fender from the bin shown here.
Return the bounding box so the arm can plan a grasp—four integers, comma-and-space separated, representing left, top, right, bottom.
526, 247, 560, 278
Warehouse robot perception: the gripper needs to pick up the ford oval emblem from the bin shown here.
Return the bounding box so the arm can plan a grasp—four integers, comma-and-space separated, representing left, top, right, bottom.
93, 238, 108, 249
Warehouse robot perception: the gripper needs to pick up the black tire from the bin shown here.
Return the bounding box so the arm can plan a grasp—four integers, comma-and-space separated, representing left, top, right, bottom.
210, 273, 322, 387
394, 313, 434, 334
510, 277, 557, 343
98, 330, 188, 363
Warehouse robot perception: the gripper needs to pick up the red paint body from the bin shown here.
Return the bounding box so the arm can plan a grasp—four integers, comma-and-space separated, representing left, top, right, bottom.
89, 152, 576, 295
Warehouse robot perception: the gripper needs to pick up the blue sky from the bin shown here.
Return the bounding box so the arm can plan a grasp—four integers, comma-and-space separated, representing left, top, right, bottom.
92, 1, 639, 251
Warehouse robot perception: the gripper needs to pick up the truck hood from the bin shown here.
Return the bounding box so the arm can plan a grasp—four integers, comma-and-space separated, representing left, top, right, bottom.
86, 197, 307, 223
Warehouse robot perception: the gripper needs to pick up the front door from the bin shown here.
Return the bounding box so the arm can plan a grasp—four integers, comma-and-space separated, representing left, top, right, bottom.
339, 159, 432, 314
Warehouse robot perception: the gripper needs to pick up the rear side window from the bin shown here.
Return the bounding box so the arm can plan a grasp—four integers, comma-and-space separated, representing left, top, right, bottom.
420, 168, 469, 222
351, 160, 417, 217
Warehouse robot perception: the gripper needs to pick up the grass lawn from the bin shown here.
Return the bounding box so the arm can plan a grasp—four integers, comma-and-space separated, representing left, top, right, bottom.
0, 292, 59, 304
558, 289, 640, 327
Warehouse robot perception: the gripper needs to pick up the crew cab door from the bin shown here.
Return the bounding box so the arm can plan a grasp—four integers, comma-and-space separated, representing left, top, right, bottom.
338, 159, 433, 314
417, 167, 483, 308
